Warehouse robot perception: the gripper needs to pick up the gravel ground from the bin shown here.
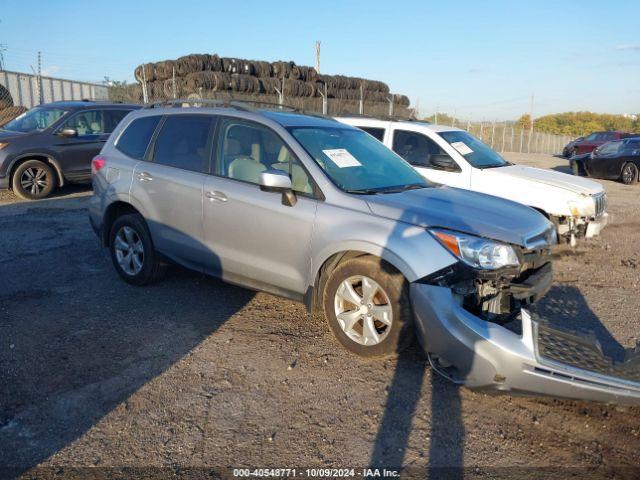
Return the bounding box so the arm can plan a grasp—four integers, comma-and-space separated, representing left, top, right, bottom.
1, 154, 639, 478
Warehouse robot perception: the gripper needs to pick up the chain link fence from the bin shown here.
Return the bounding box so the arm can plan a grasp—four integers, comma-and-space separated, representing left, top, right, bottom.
0, 66, 574, 156
0, 69, 108, 126
453, 120, 572, 155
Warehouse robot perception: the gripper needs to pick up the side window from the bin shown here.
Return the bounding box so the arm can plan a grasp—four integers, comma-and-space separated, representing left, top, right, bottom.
392, 130, 446, 167
216, 118, 313, 194
60, 110, 105, 136
153, 115, 213, 173
359, 126, 385, 142
598, 141, 621, 156
105, 110, 133, 133
116, 116, 161, 159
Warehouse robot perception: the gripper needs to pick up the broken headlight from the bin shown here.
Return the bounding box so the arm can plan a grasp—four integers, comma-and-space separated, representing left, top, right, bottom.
430, 229, 520, 270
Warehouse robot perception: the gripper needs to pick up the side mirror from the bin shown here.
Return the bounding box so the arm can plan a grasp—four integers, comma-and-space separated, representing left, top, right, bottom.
429, 154, 459, 172
259, 169, 296, 206
59, 128, 77, 138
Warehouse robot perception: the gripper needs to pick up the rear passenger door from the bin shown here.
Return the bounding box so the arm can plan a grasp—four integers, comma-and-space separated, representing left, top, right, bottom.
130, 114, 216, 271
202, 117, 318, 297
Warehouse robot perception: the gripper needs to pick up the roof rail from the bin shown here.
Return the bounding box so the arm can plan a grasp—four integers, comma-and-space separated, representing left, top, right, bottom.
141, 98, 334, 121
143, 98, 299, 112
334, 112, 426, 123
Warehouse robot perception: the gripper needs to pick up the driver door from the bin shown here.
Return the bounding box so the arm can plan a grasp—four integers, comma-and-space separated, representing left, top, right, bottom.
53, 109, 110, 180
202, 117, 318, 298
391, 128, 470, 188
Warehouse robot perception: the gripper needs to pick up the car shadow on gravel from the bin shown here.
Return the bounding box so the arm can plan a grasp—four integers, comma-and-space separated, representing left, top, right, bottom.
369, 347, 464, 478
534, 284, 628, 362
0, 196, 254, 474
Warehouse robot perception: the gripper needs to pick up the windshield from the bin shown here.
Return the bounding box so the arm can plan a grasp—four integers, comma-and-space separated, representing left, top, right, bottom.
439, 130, 509, 169
289, 127, 428, 193
2, 107, 67, 133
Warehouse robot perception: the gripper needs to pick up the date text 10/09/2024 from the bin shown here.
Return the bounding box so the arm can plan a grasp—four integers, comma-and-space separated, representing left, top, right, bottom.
232, 468, 400, 478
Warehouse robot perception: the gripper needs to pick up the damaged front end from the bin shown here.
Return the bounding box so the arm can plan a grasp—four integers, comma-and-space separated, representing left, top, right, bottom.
552, 192, 609, 246
412, 246, 640, 405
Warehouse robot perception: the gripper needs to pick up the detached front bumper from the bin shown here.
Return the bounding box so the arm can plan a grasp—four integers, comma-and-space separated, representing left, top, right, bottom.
411, 283, 640, 405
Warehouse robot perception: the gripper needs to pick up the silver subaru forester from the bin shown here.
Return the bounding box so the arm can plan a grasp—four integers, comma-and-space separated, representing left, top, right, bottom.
89, 100, 640, 404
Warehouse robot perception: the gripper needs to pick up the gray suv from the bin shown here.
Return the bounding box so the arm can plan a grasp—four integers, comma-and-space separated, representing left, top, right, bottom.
89, 101, 640, 404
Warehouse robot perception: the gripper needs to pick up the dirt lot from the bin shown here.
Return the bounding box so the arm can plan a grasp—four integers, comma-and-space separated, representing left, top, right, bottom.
1, 153, 639, 478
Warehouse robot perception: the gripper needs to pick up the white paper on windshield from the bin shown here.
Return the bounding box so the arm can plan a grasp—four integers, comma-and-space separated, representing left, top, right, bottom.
322, 148, 362, 168
450, 141, 474, 156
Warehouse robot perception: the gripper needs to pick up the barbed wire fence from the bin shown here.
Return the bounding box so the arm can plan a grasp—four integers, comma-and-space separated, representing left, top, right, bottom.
0, 68, 108, 125
0, 59, 573, 156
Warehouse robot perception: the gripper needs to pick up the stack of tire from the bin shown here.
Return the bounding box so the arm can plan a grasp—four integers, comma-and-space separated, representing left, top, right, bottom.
132, 53, 410, 107
0, 84, 27, 126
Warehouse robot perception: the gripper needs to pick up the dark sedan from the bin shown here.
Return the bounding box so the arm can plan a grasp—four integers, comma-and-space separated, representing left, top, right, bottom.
562, 131, 634, 158
570, 137, 640, 184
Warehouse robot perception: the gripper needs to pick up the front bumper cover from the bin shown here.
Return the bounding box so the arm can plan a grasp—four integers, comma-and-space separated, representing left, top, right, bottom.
585, 212, 609, 238
411, 283, 640, 405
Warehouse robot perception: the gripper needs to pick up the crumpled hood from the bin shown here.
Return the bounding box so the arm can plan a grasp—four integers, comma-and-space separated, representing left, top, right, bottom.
491, 164, 603, 195
366, 186, 554, 247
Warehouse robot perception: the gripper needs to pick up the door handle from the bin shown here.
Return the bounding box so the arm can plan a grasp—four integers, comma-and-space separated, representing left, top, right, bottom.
137, 171, 153, 182
205, 190, 228, 202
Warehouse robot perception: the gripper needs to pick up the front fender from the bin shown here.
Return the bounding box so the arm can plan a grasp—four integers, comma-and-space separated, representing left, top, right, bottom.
309, 202, 457, 286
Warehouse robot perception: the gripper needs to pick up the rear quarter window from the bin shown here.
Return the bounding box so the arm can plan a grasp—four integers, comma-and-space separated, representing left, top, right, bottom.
115, 116, 161, 159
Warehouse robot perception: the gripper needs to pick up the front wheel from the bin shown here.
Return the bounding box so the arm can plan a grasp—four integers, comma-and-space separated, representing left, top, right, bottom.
109, 213, 166, 286
621, 163, 638, 185
12, 160, 55, 200
322, 256, 413, 358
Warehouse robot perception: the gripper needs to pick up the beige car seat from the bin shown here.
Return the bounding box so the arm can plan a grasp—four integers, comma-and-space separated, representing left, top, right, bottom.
271, 146, 312, 194
228, 142, 266, 184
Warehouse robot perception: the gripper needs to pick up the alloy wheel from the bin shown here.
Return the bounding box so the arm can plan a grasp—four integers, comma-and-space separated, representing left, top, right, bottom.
334, 275, 393, 346
114, 226, 145, 276
622, 164, 636, 184
20, 167, 49, 196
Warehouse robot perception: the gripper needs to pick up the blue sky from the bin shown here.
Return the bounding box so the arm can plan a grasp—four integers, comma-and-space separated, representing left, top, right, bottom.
1, 0, 638, 119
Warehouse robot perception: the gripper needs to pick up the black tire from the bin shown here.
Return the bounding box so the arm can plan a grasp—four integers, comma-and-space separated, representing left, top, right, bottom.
109, 213, 166, 286
570, 160, 582, 176
620, 163, 638, 185
322, 255, 413, 358
12, 160, 55, 200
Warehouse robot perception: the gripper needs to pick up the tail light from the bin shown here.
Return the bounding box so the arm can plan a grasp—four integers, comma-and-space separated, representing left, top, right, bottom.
92, 155, 106, 176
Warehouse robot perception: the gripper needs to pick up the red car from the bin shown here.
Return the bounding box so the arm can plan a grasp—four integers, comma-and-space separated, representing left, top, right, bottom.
564, 131, 634, 157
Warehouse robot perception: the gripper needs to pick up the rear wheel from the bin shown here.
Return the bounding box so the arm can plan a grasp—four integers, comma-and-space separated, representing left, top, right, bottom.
322, 256, 413, 358
12, 160, 55, 200
621, 163, 638, 185
109, 213, 166, 286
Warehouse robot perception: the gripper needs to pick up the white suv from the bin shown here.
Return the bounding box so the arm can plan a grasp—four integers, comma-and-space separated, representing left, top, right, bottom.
337, 117, 609, 246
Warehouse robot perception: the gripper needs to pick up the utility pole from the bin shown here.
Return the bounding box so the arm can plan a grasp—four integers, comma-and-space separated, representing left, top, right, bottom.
37, 51, 43, 104
527, 92, 534, 153
0, 44, 6, 71
315, 41, 321, 73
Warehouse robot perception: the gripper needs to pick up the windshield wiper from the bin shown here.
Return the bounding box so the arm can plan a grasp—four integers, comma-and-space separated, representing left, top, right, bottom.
344, 188, 382, 195
345, 183, 427, 195
479, 164, 508, 169
383, 183, 427, 193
